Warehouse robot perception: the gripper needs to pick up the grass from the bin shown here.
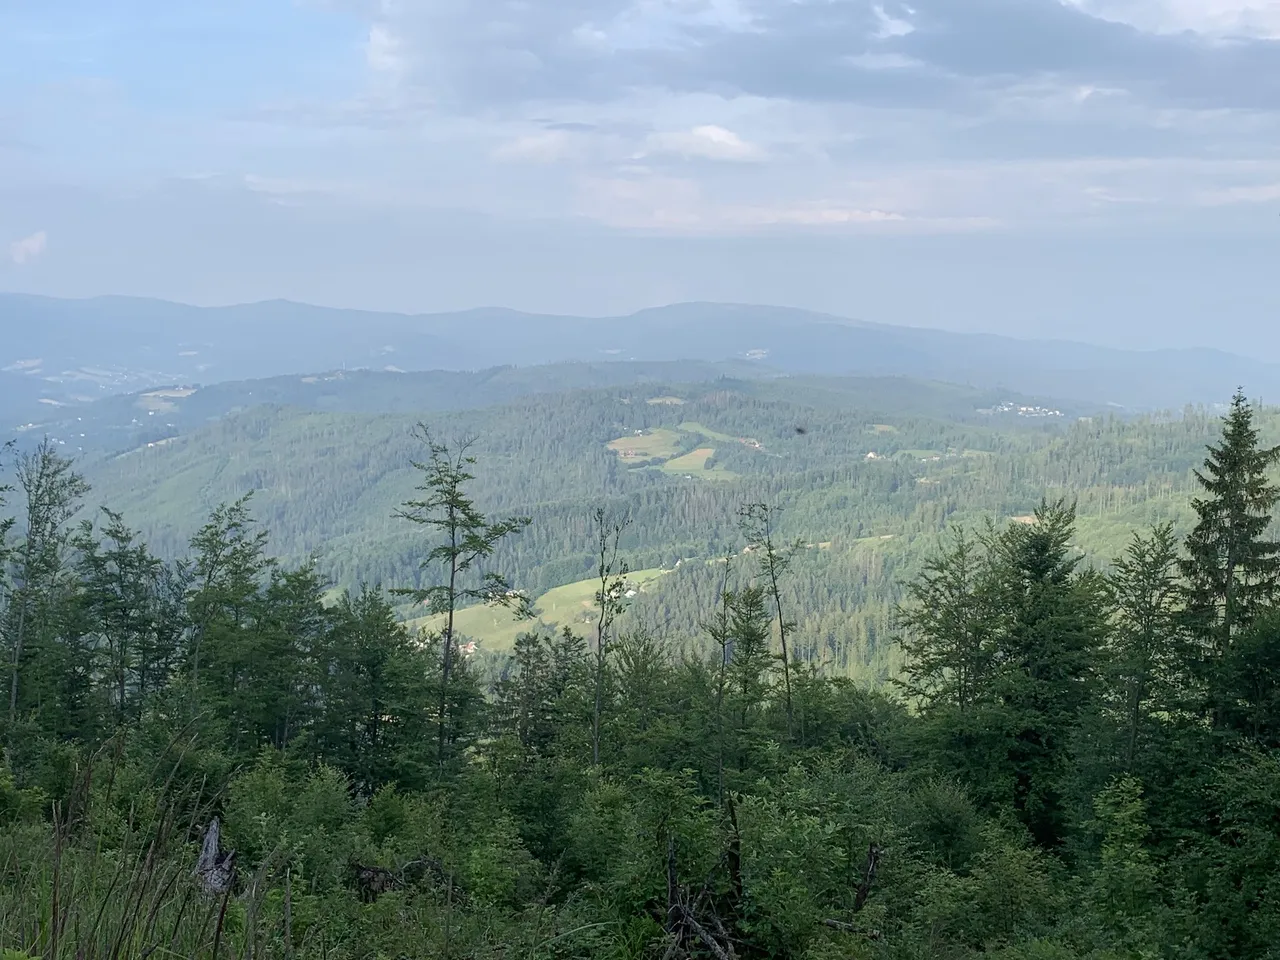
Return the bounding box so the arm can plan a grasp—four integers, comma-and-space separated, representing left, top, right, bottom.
662, 448, 739, 481
407, 567, 673, 653
678, 421, 738, 443
606, 428, 684, 462
646, 396, 686, 406
664, 447, 715, 472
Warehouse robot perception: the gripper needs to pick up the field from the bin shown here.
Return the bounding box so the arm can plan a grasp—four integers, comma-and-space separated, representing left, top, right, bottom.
408, 567, 673, 652
664, 447, 714, 471
678, 421, 739, 443
662, 448, 737, 481
607, 421, 750, 480
606, 428, 684, 462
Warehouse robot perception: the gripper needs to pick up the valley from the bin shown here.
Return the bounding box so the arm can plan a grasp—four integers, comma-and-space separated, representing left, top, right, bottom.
6, 363, 1233, 680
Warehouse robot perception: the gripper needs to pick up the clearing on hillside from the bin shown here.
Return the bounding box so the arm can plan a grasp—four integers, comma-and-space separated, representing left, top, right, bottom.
606, 427, 684, 462
662, 447, 738, 481
664, 447, 715, 472
407, 567, 673, 653
646, 396, 686, 405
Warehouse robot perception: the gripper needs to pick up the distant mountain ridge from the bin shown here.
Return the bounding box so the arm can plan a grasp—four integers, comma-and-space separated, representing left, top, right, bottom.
0, 293, 1270, 411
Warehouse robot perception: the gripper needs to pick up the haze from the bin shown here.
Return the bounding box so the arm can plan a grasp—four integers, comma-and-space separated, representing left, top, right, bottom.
3, 0, 1280, 353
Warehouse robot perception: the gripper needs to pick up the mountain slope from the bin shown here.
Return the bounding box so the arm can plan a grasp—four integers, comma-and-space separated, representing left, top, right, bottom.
0, 293, 1270, 409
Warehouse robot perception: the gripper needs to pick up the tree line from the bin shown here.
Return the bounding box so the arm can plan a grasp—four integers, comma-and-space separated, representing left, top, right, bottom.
1, 392, 1280, 957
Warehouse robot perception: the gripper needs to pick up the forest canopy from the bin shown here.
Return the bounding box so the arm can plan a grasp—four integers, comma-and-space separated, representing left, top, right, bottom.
2, 392, 1280, 958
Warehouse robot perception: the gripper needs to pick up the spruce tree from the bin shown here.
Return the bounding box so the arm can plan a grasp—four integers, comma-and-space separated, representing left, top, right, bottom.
1107, 524, 1184, 771
3, 439, 90, 733
395, 427, 531, 770
897, 528, 998, 715
1180, 390, 1280, 661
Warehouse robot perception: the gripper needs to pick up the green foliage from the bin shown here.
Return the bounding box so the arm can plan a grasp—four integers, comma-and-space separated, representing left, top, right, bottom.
1, 388, 1280, 958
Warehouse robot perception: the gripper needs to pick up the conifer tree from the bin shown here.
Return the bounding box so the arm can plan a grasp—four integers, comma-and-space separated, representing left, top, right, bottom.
1107, 524, 1184, 771
395, 427, 531, 770
590, 507, 630, 766
897, 528, 998, 715
184, 495, 274, 750
738, 502, 802, 737
74, 508, 184, 725
1181, 390, 1280, 663
990, 499, 1107, 849
3, 439, 90, 731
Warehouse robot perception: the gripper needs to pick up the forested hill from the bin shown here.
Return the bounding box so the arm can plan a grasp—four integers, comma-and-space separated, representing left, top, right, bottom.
4, 391, 1280, 958
4, 292, 1278, 409
60, 372, 1239, 678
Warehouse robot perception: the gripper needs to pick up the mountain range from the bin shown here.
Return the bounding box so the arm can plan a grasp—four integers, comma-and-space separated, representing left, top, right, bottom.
0, 293, 1269, 414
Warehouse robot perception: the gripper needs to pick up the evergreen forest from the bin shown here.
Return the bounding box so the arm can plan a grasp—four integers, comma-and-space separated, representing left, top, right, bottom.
4, 387, 1280, 958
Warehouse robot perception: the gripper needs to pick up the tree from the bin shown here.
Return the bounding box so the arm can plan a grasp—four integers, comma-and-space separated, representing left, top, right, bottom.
723, 584, 777, 780
74, 508, 185, 725
989, 499, 1107, 849
3, 439, 90, 730
703, 549, 735, 805
394, 428, 531, 770
590, 507, 630, 766
313, 587, 435, 793
1107, 524, 1184, 771
897, 527, 998, 715
1181, 390, 1280, 669
184, 495, 275, 753
738, 502, 803, 737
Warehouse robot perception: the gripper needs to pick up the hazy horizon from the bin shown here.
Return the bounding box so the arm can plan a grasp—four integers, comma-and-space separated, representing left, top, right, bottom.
3, 1, 1280, 355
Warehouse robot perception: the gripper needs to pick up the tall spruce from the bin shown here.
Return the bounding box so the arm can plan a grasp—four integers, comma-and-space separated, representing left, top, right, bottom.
993, 500, 1107, 849
3, 439, 90, 730
1107, 524, 1184, 771
590, 507, 630, 767
184, 495, 274, 748
74, 508, 184, 726
1181, 390, 1280, 662
897, 528, 998, 715
738, 502, 802, 737
395, 427, 531, 770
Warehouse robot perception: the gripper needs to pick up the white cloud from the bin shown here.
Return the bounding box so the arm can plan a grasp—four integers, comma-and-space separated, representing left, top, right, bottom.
645, 124, 764, 161
1063, 0, 1280, 37
9, 230, 47, 265
571, 172, 990, 232
493, 131, 577, 163
872, 4, 915, 39
1197, 181, 1280, 203
366, 23, 407, 76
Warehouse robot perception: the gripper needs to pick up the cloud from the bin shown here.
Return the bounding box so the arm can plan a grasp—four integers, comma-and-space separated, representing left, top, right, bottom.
573, 171, 998, 232
9, 231, 47, 265
11, 0, 1280, 255
644, 125, 764, 161
351, 0, 1280, 113
493, 131, 577, 162
366, 23, 407, 76
1062, 0, 1280, 37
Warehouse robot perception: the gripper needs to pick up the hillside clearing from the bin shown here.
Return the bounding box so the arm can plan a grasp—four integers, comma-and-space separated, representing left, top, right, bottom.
607, 428, 683, 461
406, 567, 673, 653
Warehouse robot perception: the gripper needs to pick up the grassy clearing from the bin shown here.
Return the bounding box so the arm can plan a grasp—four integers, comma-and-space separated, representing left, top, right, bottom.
662, 448, 739, 481
868, 423, 899, 435
678, 421, 738, 443
607, 428, 684, 462
664, 447, 715, 472
646, 396, 687, 406
407, 567, 673, 653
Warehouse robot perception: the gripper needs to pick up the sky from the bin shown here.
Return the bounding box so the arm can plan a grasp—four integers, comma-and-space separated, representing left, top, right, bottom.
1, 0, 1279, 352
